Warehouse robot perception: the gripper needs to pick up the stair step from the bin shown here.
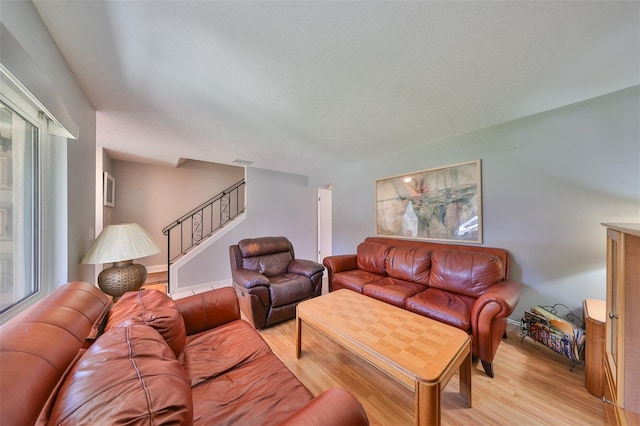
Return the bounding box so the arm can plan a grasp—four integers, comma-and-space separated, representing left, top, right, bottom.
145, 271, 168, 284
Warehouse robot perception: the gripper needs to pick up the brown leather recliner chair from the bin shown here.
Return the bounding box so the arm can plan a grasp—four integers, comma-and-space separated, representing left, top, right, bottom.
230, 236, 324, 329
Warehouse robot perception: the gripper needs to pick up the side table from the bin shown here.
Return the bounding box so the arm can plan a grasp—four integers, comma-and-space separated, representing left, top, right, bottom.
583, 299, 606, 398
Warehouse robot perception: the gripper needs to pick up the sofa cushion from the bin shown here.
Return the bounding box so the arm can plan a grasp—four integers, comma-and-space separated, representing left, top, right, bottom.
269, 273, 314, 307
429, 249, 504, 298
385, 247, 431, 285
332, 269, 385, 293
49, 325, 192, 425
362, 277, 426, 308
405, 288, 476, 332
183, 319, 272, 387
191, 350, 313, 425
356, 242, 392, 275
105, 289, 186, 358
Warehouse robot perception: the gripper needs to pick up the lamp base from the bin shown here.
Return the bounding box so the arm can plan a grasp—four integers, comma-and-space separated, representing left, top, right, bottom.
98, 260, 147, 301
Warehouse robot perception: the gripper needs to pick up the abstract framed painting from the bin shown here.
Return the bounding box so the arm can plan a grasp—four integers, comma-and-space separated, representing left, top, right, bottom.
376, 160, 482, 243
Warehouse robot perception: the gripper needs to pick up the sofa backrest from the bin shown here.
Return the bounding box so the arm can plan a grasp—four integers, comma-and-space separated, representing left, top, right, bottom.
429, 249, 505, 297
364, 236, 511, 280
357, 237, 509, 297
0, 282, 111, 426
236, 236, 294, 276
385, 246, 431, 285
356, 242, 391, 275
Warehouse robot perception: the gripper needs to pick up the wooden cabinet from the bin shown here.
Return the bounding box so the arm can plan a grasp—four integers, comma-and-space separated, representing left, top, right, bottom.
602, 223, 640, 425
584, 299, 605, 398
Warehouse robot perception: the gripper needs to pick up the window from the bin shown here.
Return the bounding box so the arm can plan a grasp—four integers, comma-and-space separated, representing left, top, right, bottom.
0, 79, 44, 314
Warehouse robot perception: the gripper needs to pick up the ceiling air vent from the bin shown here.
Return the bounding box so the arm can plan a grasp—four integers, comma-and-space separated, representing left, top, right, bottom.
232, 159, 253, 166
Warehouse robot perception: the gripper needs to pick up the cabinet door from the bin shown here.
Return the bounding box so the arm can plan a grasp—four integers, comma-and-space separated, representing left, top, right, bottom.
605, 229, 622, 381
622, 233, 640, 414
584, 299, 605, 398
603, 365, 619, 426
603, 224, 640, 422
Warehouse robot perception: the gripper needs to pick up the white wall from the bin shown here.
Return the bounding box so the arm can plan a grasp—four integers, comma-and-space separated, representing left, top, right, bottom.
311, 86, 640, 320
0, 1, 97, 285
111, 159, 244, 268
7, 1, 635, 321
174, 167, 318, 290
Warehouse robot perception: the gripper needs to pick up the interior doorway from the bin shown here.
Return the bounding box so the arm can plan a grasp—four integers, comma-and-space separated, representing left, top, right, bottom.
317, 188, 332, 290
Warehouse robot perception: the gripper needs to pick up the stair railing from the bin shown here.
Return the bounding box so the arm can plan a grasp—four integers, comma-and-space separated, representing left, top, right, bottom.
162, 179, 246, 290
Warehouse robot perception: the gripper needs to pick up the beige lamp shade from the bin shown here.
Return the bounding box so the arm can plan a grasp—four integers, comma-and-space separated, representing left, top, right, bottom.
82, 223, 161, 265
81, 223, 161, 300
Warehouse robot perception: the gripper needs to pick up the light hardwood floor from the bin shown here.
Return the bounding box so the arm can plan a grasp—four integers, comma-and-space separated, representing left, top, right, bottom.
259, 320, 605, 426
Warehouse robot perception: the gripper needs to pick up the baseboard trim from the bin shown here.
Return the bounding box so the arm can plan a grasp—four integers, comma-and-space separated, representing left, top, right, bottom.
507, 318, 521, 327
170, 279, 232, 300
507, 318, 522, 336
147, 265, 168, 274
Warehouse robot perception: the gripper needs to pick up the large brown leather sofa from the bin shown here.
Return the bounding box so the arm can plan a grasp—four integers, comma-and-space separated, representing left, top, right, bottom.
0, 281, 368, 425
323, 236, 521, 378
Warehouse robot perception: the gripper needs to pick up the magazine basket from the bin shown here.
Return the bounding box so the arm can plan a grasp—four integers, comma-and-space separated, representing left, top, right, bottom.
520, 304, 585, 370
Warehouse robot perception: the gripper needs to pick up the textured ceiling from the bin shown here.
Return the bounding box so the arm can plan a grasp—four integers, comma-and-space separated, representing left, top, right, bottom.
33, 1, 639, 176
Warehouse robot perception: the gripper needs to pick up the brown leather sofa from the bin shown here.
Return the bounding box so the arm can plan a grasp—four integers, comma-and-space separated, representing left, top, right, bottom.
0, 281, 368, 425
323, 236, 521, 378
230, 236, 324, 329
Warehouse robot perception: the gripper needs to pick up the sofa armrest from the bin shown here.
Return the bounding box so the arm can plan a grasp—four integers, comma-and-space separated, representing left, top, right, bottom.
322, 254, 357, 274
279, 389, 369, 426
175, 287, 241, 335
471, 280, 521, 332
232, 269, 270, 290
288, 259, 324, 278
474, 280, 521, 317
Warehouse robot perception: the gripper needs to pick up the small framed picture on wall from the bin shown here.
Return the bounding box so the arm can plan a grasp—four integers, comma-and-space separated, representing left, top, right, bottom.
103, 172, 115, 207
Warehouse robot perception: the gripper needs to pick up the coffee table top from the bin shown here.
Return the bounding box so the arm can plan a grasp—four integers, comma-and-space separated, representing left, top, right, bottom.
297, 289, 470, 386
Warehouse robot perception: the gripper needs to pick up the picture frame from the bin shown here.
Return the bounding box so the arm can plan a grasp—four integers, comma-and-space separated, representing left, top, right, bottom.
0, 205, 8, 237
103, 172, 115, 207
376, 160, 482, 243
0, 154, 10, 189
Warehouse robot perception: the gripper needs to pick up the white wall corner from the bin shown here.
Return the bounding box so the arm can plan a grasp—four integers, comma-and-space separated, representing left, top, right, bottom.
169, 212, 246, 291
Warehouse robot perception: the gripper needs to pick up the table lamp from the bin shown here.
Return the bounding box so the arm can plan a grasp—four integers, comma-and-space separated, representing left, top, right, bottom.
81, 223, 161, 300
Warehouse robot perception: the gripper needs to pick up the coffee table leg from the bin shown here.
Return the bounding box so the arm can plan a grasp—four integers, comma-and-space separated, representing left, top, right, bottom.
296, 315, 302, 359
416, 381, 440, 426
459, 347, 472, 407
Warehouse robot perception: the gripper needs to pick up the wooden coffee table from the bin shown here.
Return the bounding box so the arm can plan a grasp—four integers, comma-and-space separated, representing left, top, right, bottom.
296, 289, 471, 426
